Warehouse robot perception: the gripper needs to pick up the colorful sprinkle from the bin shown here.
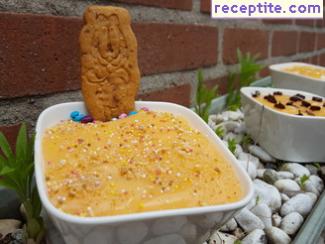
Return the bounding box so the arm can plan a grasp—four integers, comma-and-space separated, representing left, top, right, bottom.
81, 115, 94, 123
141, 107, 149, 111
118, 113, 128, 119
70, 111, 80, 119
128, 111, 138, 116
74, 114, 85, 122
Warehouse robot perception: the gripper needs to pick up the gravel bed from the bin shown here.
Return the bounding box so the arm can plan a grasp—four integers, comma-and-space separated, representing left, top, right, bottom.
205, 109, 325, 244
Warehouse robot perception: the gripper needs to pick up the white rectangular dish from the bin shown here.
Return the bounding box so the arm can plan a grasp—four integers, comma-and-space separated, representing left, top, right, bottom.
241, 87, 325, 163
35, 101, 254, 244
270, 62, 325, 96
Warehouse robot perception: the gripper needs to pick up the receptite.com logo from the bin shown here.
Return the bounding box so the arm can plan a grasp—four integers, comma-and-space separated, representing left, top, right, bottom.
211, 0, 323, 18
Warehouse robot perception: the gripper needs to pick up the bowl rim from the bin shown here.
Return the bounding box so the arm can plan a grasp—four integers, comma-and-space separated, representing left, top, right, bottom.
35, 101, 254, 225
269, 62, 325, 83
241, 87, 325, 121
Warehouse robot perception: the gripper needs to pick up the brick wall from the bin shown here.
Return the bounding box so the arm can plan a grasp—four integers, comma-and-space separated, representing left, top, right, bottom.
1, 0, 325, 140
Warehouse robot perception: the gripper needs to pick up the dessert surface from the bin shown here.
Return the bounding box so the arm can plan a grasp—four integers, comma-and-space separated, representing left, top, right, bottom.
252, 91, 325, 117
43, 110, 243, 217
283, 66, 325, 80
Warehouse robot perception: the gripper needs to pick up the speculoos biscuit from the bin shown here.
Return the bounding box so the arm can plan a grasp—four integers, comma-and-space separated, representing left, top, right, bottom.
80, 6, 140, 121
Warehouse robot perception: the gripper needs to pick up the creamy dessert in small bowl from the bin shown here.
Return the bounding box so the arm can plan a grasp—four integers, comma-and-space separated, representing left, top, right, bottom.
270, 62, 325, 96
35, 101, 253, 244
241, 87, 325, 162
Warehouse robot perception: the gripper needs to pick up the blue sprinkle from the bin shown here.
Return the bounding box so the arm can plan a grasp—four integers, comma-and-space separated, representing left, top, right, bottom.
73, 114, 85, 122
128, 111, 138, 116
70, 111, 80, 119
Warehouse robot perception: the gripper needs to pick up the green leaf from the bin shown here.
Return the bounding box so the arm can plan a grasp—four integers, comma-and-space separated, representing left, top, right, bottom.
0, 132, 13, 159
0, 166, 15, 175
215, 126, 224, 138
226, 49, 263, 110
31, 188, 42, 217
16, 123, 28, 166
312, 163, 321, 170
0, 124, 44, 241
0, 176, 18, 190
299, 174, 310, 190
228, 139, 237, 155
194, 70, 219, 122
234, 240, 242, 244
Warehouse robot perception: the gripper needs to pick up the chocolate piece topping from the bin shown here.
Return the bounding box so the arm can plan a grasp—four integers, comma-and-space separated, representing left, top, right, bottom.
310, 105, 321, 111
273, 91, 282, 96
295, 93, 305, 99
289, 96, 301, 102
312, 96, 323, 102
286, 102, 293, 106
264, 94, 277, 104
252, 91, 261, 98
274, 103, 285, 109
301, 100, 311, 107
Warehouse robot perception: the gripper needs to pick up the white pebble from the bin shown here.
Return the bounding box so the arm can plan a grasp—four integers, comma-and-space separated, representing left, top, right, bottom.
281, 163, 310, 177
272, 213, 282, 227
251, 203, 272, 228
277, 171, 295, 180
253, 179, 282, 211
235, 208, 265, 233
281, 193, 290, 202
238, 159, 257, 179
208, 231, 237, 244
257, 169, 266, 178
274, 179, 301, 192
248, 145, 275, 162
241, 229, 266, 244
219, 218, 237, 232
280, 212, 304, 235
280, 193, 316, 217
265, 227, 291, 244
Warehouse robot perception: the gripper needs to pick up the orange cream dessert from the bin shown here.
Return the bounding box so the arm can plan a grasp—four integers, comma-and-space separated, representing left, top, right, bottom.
283, 66, 325, 80
43, 110, 243, 217
252, 91, 325, 117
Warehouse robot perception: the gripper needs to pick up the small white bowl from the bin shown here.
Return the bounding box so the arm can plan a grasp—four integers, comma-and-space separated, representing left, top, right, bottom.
241, 87, 325, 163
35, 101, 253, 244
270, 62, 325, 96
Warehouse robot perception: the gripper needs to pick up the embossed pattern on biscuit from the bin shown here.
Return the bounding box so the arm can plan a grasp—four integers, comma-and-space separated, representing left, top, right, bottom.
80, 6, 140, 121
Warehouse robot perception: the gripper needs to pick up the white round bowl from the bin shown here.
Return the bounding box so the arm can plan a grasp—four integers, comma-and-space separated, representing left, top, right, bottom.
241, 87, 325, 163
270, 62, 325, 96
35, 101, 254, 244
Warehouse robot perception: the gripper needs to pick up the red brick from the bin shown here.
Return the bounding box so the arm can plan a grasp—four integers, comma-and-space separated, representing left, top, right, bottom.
0, 12, 218, 99
137, 84, 191, 107
299, 32, 316, 53
296, 20, 315, 27
223, 28, 268, 64
319, 53, 325, 66
317, 33, 325, 49
134, 23, 218, 76
0, 12, 82, 98
205, 76, 228, 94
310, 55, 319, 65
113, 0, 192, 10
316, 18, 325, 28
0, 124, 21, 150
263, 20, 292, 25
200, 0, 210, 13
272, 31, 298, 57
